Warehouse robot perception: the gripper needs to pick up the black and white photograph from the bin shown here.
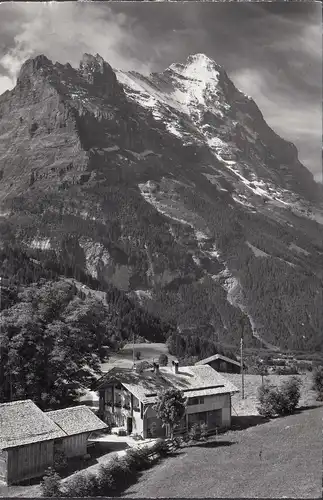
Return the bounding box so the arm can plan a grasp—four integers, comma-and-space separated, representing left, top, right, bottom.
0, 1, 322, 498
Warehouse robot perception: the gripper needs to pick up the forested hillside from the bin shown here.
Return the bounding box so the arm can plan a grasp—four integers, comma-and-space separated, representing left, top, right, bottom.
0, 51, 322, 382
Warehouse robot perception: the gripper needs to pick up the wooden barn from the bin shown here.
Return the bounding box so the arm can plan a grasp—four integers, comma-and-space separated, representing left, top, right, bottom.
47, 406, 108, 458
195, 354, 241, 374
0, 400, 107, 485
0, 400, 65, 485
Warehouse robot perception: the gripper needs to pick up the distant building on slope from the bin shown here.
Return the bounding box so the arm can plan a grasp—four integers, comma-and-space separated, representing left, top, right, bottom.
0, 400, 107, 485
195, 354, 242, 374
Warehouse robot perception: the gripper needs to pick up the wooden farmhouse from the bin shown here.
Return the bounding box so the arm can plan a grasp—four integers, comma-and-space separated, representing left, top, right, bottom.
0, 400, 107, 485
96, 361, 239, 439
195, 354, 242, 374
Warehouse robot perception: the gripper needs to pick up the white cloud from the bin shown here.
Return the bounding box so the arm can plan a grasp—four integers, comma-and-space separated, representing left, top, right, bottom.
0, 2, 154, 91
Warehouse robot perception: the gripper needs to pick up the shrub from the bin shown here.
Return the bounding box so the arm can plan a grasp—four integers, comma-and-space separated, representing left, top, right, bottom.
257, 384, 282, 417
124, 446, 151, 470
188, 423, 201, 442
53, 449, 68, 472
158, 353, 169, 366
200, 422, 208, 441
257, 377, 302, 417
62, 472, 97, 497
40, 467, 62, 497
96, 465, 115, 496
280, 376, 302, 414
275, 365, 298, 375
312, 366, 323, 400
151, 438, 170, 457
114, 456, 137, 483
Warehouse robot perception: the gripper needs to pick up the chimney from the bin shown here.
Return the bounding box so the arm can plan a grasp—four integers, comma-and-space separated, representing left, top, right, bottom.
172, 360, 179, 374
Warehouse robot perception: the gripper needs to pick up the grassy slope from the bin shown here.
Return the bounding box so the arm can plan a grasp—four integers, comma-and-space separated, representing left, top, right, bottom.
124, 406, 322, 498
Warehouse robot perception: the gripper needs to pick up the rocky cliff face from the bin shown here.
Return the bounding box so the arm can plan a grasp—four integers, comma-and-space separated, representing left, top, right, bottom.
0, 53, 322, 352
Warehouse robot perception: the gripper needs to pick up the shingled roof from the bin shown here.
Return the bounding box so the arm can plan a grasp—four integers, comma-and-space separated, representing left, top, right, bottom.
0, 400, 65, 450
46, 405, 107, 436
96, 364, 239, 403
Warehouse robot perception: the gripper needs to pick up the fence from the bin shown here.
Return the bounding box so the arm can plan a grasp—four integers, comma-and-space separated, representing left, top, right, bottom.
172, 424, 221, 440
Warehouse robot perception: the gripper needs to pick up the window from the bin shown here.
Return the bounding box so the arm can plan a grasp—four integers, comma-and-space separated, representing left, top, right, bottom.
140, 402, 143, 419
188, 396, 204, 406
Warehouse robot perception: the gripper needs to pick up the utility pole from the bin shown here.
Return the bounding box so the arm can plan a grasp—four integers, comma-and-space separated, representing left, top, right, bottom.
240, 337, 245, 399
240, 314, 245, 400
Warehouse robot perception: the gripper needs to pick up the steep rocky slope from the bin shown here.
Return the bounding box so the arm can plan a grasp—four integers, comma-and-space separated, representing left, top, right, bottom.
0, 53, 322, 352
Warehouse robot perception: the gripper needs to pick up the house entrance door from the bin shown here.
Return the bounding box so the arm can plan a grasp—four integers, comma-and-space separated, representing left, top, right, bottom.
127, 417, 133, 435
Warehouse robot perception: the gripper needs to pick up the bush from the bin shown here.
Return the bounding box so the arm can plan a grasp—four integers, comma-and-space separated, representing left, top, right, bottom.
257, 384, 283, 417
257, 377, 302, 417
40, 468, 62, 497
188, 423, 201, 442
280, 376, 302, 414
151, 438, 170, 456
200, 422, 208, 441
158, 353, 169, 366
274, 365, 298, 375
53, 449, 68, 472
96, 465, 115, 496
312, 366, 323, 400
62, 472, 97, 497
114, 456, 138, 483
124, 446, 151, 470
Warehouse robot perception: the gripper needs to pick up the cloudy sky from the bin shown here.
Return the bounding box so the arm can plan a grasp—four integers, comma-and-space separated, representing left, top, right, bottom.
0, 1, 321, 181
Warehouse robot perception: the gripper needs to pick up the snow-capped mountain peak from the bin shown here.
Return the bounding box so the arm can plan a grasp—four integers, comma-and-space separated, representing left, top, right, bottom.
0, 52, 322, 353
167, 53, 222, 81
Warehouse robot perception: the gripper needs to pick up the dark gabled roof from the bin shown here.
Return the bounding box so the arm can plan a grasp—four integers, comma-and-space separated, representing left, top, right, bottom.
46, 405, 107, 436
195, 354, 241, 367
0, 400, 65, 450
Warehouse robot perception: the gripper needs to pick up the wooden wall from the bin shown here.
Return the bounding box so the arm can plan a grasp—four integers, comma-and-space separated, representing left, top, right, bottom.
0, 449, 8, 484
209, 359, 240, 373
7, 441, 54, 485
59, 433, 89, 458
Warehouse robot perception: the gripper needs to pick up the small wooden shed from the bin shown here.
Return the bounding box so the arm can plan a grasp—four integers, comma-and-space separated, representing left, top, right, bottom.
0, 401, 108, 485
195, 354, 241, 374
47, 405, 108, 458
0, 400, 65, 485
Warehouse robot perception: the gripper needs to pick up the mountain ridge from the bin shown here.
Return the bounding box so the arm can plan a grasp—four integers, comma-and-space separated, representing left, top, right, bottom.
0, 52, 322, 353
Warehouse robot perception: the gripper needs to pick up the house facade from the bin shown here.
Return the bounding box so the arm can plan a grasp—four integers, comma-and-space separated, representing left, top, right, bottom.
96, 361, 238, 439
0, 400, 107, 485
195, 354, 242, 374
